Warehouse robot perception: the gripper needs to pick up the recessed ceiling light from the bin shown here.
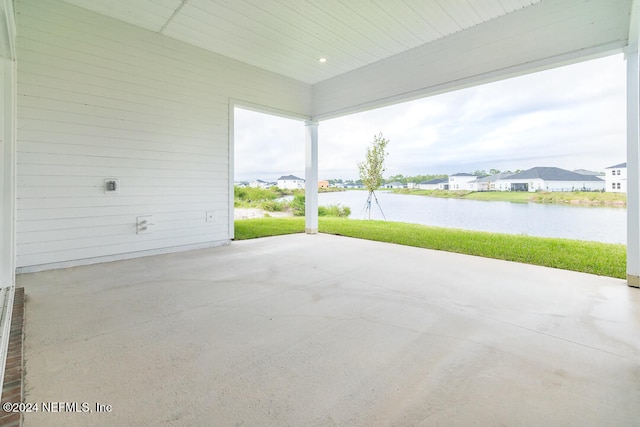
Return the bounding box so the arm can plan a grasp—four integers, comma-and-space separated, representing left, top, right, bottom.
319, 58, 327, 63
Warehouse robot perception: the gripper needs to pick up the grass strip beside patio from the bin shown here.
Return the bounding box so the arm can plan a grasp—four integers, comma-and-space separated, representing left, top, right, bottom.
234, 217, 626, 279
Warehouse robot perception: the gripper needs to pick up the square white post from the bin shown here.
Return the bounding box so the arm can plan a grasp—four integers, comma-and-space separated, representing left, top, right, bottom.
305, 120, 319, 234
0, 58, 15, 288
627, 1, 639, 288
627, 48, 640, 287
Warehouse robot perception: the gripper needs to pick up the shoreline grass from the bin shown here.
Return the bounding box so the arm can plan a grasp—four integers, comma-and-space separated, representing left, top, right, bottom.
234, 217, 625, 279
392, 189, 626, 207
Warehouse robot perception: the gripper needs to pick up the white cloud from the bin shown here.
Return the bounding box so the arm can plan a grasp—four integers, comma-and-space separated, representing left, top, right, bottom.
234, 53, 626, 180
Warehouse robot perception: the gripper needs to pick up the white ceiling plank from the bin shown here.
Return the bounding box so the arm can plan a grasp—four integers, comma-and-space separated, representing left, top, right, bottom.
254, 0, 390, 63
164, 3, 343, 82
314, 0, 630, 119
149, 0, 183, 8
407, 1, 464, 37
465, 0, 505, 22
438, 0, 488, 29
351, 0, 433, 48
54, 0, 633, 88
60, 0, 181, 32
378, 0, 449, 44
198, 0, 371, 68
299, 0, 407, 57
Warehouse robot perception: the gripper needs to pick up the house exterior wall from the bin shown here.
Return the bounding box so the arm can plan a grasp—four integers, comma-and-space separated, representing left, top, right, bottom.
494, 180, 510, 191
15, 0, 311, 270
605, 166, 627, 192
448, 175, 477, 190
249, 180, 272, 189
501, 178, 605, 192
277, 179, 305, 190
544, 180, 605, 192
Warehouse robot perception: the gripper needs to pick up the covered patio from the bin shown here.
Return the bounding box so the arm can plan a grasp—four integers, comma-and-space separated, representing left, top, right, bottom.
0, 0, 639, 424
19, 234, 640, 425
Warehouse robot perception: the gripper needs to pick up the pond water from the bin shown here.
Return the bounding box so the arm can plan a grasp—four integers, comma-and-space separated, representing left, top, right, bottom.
316, 190, 626, 244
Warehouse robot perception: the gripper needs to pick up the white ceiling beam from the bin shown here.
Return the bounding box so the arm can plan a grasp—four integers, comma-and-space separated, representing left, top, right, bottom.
0, 0, 15, 59
629, 0, 639, 51
312, 0, 630, 120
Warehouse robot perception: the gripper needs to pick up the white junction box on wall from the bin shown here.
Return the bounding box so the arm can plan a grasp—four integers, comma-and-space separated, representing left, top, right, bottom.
104, 178, 119, 194
136, 216, 154, 234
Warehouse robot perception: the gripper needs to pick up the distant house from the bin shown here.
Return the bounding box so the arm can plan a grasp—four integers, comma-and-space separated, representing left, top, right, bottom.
234, 181, 249, 188
318, 180, 329, 189
604, 162, 627, 193
417, 178, 448, 190
277, 175, 305, 190
573, 169, 604, 177
500, 167, 605, 192
448, 173, 477, 190
384, 181, 405, 189
249, 179, 271, 189
476, 173, 513, 191
344, 182, 362, 189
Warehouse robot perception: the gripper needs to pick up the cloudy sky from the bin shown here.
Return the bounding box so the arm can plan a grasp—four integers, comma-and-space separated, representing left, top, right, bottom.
234, 53, 626, 182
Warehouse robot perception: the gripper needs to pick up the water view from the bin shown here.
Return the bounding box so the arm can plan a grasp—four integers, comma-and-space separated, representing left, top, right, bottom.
317, 191, 626, 244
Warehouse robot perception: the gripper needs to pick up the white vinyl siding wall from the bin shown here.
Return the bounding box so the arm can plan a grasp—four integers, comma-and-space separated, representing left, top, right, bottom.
15, 0, 311, 269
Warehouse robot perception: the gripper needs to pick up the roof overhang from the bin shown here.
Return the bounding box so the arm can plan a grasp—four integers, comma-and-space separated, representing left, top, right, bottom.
57, 0, 635, 120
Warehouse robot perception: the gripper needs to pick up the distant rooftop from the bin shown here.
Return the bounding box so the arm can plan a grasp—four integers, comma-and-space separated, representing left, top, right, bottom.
277, 175, 304, 181
605, 162, 627, 169
420, 178, 448, 185
476, 173, 513, 182
507, 167, 604, 181
573, 169, 604, 176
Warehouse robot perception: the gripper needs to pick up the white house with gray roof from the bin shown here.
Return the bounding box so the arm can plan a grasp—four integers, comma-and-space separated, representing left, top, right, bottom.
449, 173, 477, 190
417, 178, 448, 190
474, 173, 514, 191
500, 167, 605, 192
604, 163, 627, 193
277, 175, 305, 190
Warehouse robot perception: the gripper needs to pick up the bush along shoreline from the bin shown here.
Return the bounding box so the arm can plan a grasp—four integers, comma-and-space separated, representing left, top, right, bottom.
391, 189, 626, 207
234, 186, 350, 218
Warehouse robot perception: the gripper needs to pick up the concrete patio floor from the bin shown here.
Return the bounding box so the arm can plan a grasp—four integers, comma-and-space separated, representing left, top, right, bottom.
17, 234, 640, 426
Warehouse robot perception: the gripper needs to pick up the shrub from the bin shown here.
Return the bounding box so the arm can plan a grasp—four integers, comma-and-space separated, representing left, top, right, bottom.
290, 194, 306, 216
318, 204, 351, 217
260, 200, 286, 212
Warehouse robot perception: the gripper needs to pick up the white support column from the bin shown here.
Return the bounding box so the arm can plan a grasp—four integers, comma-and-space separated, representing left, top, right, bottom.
305, 120, 319, 234
627, 1, 640, 288
628, 49, 640, 287
0, 57, 15, 288
0, 0, 16, 401
0, 0, 16, 288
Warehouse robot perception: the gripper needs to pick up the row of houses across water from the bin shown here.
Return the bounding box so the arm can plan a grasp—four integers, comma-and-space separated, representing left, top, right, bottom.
236, 175, 307, 190
238, 164, 628, 193
416, 164, 627, 193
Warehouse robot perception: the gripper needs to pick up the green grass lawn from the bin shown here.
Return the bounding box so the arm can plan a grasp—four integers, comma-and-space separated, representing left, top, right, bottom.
234, 217, 626, 279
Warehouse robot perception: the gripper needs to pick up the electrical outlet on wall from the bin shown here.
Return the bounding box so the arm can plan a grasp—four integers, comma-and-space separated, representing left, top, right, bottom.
136, 215, 154, 234
206, 211, 215, 223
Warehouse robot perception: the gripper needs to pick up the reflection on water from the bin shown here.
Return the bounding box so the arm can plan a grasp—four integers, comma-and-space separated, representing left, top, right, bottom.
317, 191, 626, 244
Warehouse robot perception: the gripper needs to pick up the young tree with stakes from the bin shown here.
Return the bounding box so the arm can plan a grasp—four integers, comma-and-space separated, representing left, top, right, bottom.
357, 132, 389, 220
